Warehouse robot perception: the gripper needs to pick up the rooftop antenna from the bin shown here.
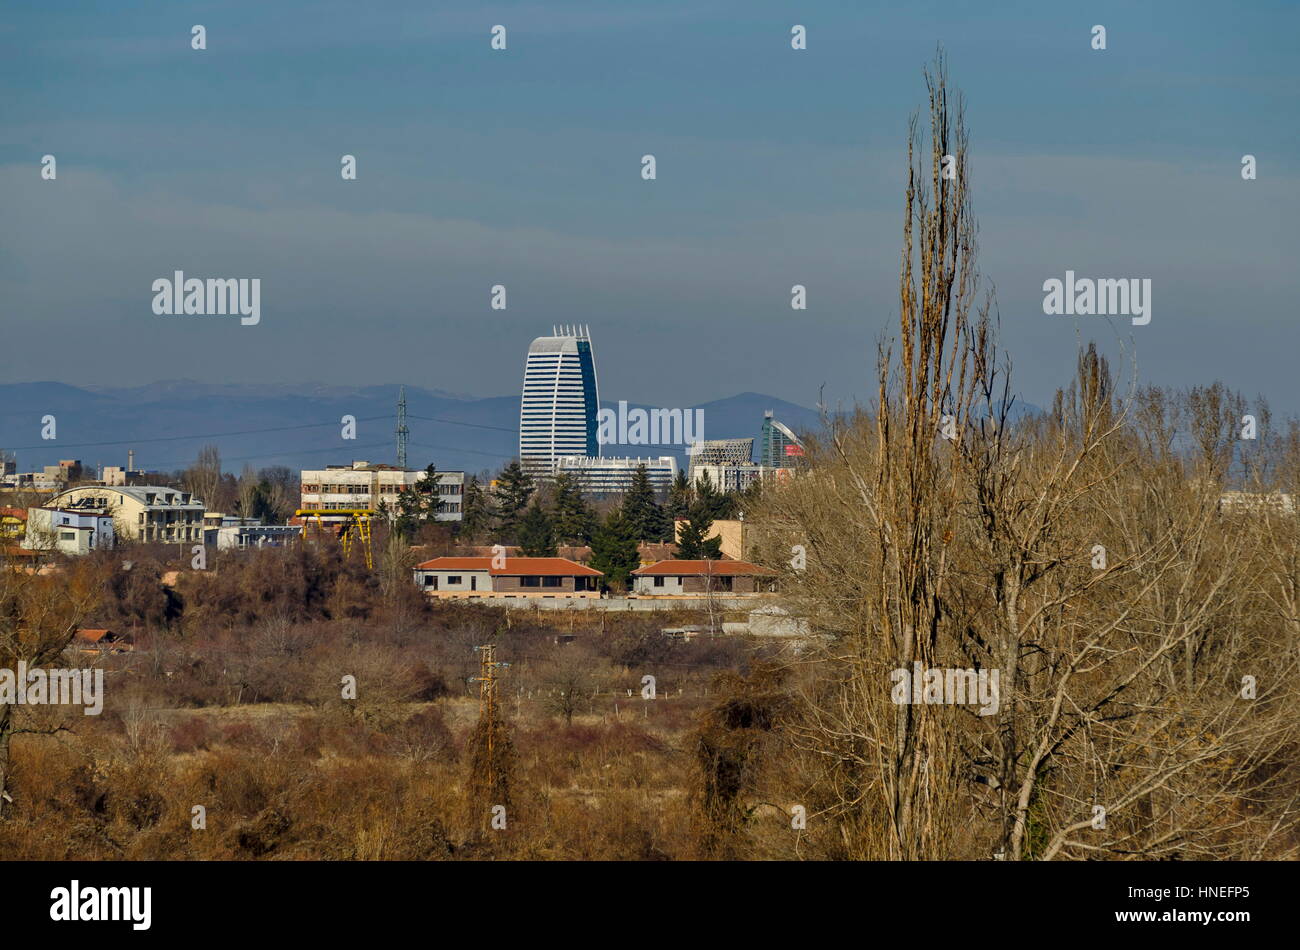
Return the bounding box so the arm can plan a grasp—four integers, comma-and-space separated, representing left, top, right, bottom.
396, 385, 409, 470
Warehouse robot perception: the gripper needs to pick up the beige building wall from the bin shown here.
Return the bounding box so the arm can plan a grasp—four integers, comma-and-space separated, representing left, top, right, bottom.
673, 518, 745, 560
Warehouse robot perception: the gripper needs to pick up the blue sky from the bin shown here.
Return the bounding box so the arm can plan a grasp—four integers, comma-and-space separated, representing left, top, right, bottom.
1, 0, 1297, 412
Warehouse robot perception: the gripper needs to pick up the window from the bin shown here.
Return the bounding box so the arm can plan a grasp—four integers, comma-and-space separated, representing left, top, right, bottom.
653, 576, 665, 588
447, 575, 462, 585
520, 576, 540, 587
542, 576, 562, 588
423, 575, 437, 589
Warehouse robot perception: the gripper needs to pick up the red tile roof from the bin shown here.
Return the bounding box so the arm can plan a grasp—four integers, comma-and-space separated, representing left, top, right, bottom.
414, 556, 602, 577
0, 547, 42, 560
76, 628, 113, 643
632, 559, 778, 577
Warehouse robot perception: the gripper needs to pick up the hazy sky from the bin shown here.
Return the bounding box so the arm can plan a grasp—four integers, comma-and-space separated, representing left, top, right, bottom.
2, 0, 1297, 413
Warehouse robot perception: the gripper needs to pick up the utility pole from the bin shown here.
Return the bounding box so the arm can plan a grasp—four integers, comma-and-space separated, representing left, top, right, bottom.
471, 644, 510, 759
396, 385, 409, 470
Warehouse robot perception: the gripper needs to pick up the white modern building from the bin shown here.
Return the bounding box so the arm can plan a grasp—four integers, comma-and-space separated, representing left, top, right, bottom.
210, 524, 302, 551
520, 326, 601, 476
41, 486, 205, 543
26, 505, 116, 555
299, 461, 464, 522
554, 455, 677, 495
689, 462, 778, 493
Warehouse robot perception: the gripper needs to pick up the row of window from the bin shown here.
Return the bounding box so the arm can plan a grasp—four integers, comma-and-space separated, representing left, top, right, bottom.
301, 484, 464, 496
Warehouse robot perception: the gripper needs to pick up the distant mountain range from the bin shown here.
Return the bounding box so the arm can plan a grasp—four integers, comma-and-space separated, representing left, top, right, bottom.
0, 382, 837, 477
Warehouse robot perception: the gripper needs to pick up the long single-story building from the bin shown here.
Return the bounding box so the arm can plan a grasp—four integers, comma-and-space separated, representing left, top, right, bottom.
413, 556, 603, 599
630, 559, 778, 596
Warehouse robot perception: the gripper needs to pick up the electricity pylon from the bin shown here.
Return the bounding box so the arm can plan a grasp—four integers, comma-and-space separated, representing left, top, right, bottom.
396, 385, 409, 471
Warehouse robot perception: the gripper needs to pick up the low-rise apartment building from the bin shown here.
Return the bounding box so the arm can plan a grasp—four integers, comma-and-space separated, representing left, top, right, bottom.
553, 455, 677, 495
26, 506, 116, 555
300, 461, 464, 522
42, 486, 205, 543
413, 556, 602, 599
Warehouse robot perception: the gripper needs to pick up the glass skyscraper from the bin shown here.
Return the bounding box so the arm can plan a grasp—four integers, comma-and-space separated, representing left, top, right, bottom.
759, 410, 804, 468
519, 325, 601, 476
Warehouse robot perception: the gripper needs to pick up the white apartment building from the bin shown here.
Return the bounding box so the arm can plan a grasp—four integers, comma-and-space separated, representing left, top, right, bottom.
26, 506, 116, 555
554, 455, 677, 495
299, 461, 464, 522
689, 462, 779, 492
42, 486, 205, 543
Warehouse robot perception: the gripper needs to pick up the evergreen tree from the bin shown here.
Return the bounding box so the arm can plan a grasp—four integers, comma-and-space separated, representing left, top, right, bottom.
493, 461, 534, 542
458, 474, 494, 542
675, 497, 723, 560
666, 469, 693, 521
517, 502, 557, 557
621, 464, 668, 542
395, 464, 442, 540
552, 472, 595, 545
589, 509, 641, 592
694, 470, 732, 521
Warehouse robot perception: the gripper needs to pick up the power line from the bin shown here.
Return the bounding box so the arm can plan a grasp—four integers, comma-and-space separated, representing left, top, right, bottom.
408, 441, 512, 460
406, 414, 516, 435
0, 415, 393, 452
140, 442, 394, 472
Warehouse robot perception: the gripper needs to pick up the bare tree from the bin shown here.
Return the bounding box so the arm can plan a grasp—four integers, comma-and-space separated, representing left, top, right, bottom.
753, 52, 1300, 862
0, 557, 103, 815
182, 444, 222, 510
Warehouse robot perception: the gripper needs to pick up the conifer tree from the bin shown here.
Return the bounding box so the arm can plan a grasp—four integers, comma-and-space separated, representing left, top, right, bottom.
675, 497, 723, 560
621, 464, 668, 541
589, 509, 641, 592
493, 461, 534, 542
517, 502, 557, 556
552, 472, 595, 545
458, 474, 495, 542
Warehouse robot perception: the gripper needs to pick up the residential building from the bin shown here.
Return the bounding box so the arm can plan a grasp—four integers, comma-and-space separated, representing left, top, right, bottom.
26, 505, 116, 554
102, 465, 149, 486
759, 411, 805, 468
41, 486, 205, 543
0, 507, 25, 541
554, 454, 677, 495
299, 461, 464, 522
203, 512, 263, 529
1, 468, 65, 492
209, 524, 301, 551
75, 628, 134, 655
413, 556, 602, 599
520, 325, 601, 476
631, 559, 778, 596
689, 462, 776, 493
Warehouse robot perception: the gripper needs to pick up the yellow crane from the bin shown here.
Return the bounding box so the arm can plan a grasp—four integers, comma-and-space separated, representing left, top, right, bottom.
294, 508, 375, 570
